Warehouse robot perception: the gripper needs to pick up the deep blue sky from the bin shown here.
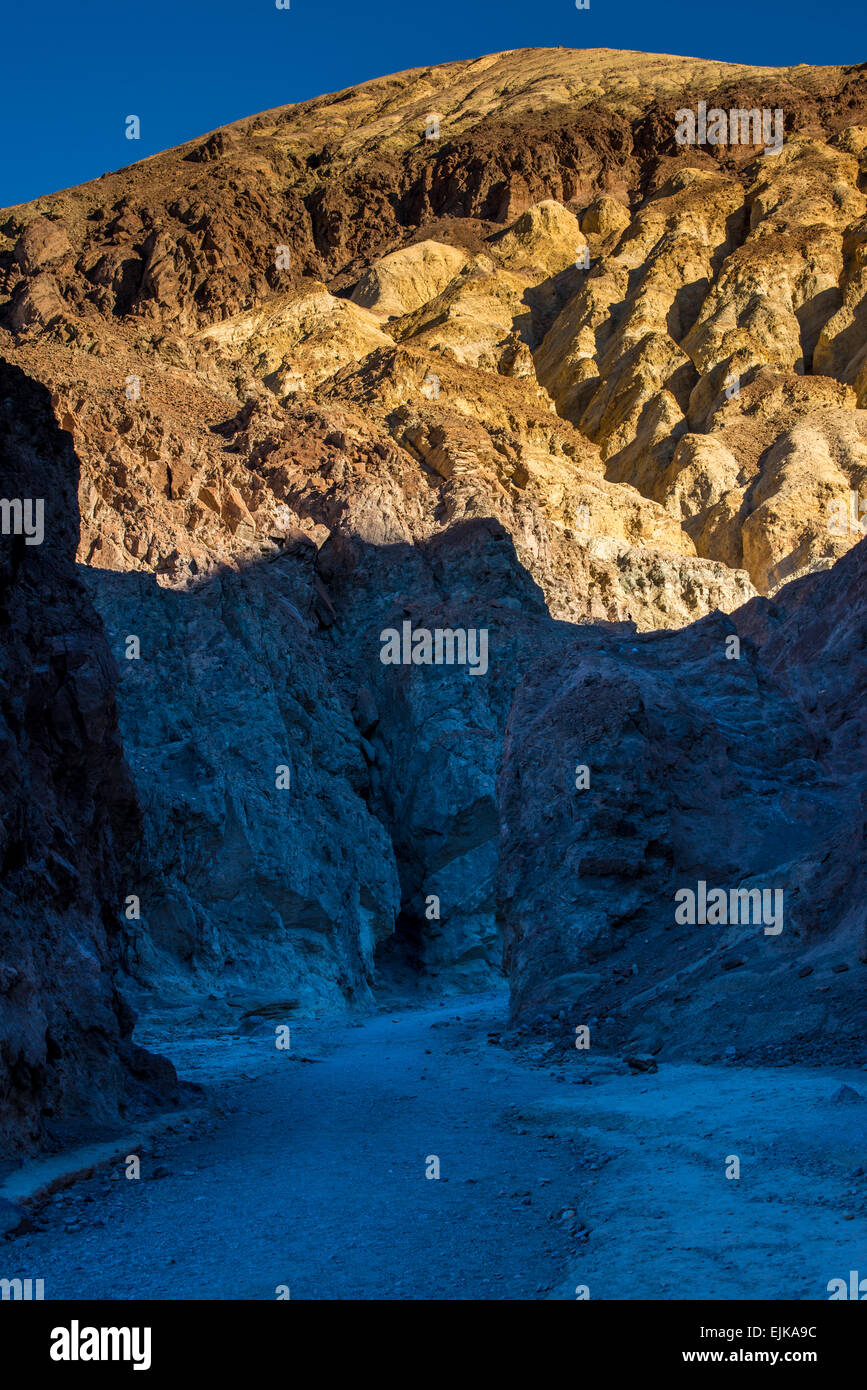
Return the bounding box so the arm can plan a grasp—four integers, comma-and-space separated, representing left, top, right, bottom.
2, 0, 864, 208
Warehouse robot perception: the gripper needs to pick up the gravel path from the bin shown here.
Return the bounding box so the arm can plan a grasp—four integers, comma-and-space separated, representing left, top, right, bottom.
6, 991, 867, 1300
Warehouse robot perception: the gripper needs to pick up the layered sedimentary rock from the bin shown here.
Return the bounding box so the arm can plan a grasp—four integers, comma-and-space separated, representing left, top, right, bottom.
0, 362, 177, 1157
1, 48, 866, 1098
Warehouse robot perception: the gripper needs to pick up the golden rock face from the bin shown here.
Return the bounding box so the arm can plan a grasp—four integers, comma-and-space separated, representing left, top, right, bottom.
1, 48, 866, 618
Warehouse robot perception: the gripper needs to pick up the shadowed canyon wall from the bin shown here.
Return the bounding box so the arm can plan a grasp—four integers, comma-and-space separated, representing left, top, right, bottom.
0, 363, 177, 1156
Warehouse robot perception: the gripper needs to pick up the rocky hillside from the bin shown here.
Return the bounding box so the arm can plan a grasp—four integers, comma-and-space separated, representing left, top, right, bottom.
499, 535, 867, 1058
0, 363, 177, 1156
1, 47, 865, 1150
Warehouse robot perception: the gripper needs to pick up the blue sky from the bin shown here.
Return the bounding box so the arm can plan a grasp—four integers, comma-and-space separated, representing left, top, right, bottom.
1, 0, 864, 207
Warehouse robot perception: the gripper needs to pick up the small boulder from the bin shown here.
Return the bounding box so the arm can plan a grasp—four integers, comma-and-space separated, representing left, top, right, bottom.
8, 273, 65, 331
625, 1055, 658, 1074
13, 217, 72, 274
0, 1198, 30, 1238
830, 1084, 864, 1105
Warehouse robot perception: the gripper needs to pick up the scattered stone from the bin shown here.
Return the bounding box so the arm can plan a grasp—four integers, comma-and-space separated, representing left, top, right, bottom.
625, 1056, 658, 1074
830, 1085, 864, 1105
0, 1199, 31, 1238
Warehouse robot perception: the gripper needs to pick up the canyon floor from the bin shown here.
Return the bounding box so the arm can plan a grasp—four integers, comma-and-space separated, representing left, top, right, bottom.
5, 992, 867, 1301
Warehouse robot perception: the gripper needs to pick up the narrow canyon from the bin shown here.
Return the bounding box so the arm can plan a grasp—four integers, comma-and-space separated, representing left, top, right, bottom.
1, 46, 865, 1299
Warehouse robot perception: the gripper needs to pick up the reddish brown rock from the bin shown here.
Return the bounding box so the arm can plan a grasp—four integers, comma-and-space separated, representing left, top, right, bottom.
13, 218, 72, 275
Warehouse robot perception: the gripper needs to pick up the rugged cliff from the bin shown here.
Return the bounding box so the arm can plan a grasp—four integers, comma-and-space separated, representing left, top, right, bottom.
1, 47, 866, 1150
498, 535, 867, 1055
0, 362, 177, 1157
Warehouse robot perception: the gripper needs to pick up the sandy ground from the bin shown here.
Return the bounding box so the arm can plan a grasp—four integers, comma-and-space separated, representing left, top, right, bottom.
3, 991, 866, 1300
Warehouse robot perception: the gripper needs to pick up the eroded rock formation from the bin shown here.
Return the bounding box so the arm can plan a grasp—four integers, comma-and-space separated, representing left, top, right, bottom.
498, 534, 867, 1056
0, 362, 177, 1156
1, 47, 866, 1147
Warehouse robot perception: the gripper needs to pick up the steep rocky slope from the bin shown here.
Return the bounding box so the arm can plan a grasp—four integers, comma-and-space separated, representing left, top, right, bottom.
0, 362, 177, 1157
3, 48, 866, 601
499, 535, 867, 1057
1, 48, 866, 1143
